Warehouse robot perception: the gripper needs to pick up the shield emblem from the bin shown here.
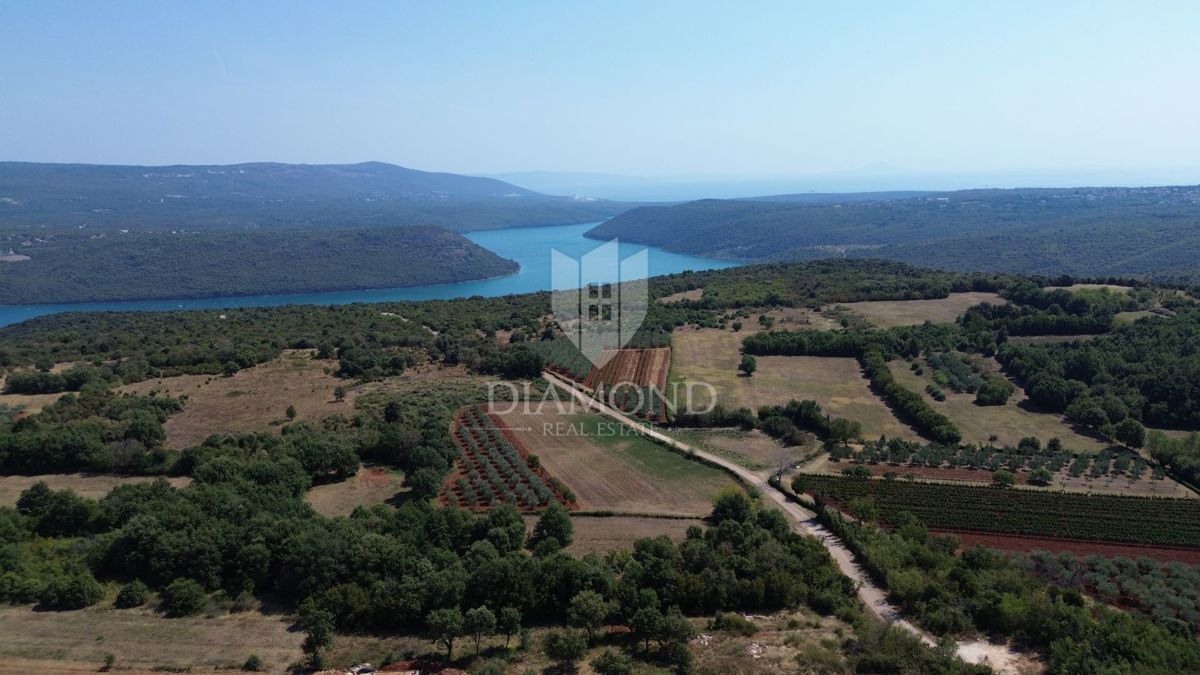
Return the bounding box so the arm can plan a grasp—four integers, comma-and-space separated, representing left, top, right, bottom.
550, 239, 648, 368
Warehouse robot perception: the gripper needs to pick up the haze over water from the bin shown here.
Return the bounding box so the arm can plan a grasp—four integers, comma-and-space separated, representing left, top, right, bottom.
0, 223, 738, 328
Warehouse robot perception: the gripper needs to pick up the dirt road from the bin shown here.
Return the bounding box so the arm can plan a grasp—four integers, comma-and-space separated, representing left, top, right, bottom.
543, 371, 1027, 673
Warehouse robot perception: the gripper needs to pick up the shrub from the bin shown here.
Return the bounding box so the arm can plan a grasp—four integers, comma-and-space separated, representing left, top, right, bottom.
39, 571, 103, 610
710, 611, 759, 636
242, 654, 263, 672
115, 580, 150, 608
162, 578, 207, 617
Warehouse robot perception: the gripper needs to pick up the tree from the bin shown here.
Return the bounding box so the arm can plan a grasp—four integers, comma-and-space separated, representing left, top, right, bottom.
543, 629, 587, 669
302, 608, 334, 669
333, 386, 346, 402
591, 648, 634, 675
1114, 417, 1146, 449
828, 417, 863, 446
1029, 467, 1054, 486
285, 405, 296, 420
739, 354, 757, 376
710, 487, 753, 524
407, 467, 443, 500
241, 654, 263, 672
499, 606, 522, 648
849, 496, 879, 523
631, 605, 663, 652
427, 607, 464, 660
568, 590, 616, 643
162, 578, 207, 617
732, 320, 743, 332
528, 502, 573, 550
992, 469, 1016, 488
975, 379, 1014, 406
463, 605, 496, 657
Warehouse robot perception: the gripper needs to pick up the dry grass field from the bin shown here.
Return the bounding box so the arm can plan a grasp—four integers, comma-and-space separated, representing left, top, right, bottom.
0, 605, 301, 674
887, 356, 1107, 451
1046, 283, 1132, 294
670, 428, 803, 474
305, 466, 407, 517
830, 291, 1007, 329
671, 328, 919, 440
0, 473, 190, 507
0, 375, 64, 416
659, 287, 704, 303
521, 515, 704, 556
118, 350, 359, 448
491, 407, 737, 516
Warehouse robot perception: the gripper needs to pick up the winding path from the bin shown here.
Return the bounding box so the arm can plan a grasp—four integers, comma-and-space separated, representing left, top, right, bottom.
542, 371, 1025, 673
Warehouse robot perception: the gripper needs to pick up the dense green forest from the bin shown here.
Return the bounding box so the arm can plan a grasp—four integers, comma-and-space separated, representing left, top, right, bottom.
0, 161, 628, 232
0, 225, 518, 303
586, 185, 1200, 282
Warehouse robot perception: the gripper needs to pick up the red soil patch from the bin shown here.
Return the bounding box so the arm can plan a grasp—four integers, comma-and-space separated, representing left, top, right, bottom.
580, 347, 671, 421
936, 530, 1200, 565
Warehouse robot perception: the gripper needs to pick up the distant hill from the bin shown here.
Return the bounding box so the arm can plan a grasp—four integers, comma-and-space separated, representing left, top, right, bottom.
0, 224, 518, 303
0, 161, 629, 231
586, 185, 1200, 282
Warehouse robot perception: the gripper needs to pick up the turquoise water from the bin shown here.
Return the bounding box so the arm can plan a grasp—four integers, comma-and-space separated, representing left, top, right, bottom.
0, 223, 738, 327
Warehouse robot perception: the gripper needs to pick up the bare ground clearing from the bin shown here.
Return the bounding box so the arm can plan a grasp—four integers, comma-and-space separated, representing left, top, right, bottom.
305, 466, 407, 517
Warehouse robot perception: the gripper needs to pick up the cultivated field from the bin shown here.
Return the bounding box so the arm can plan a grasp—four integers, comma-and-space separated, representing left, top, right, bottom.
672, 328, 919, 440
887, 356, 1106, 451
829, 291, 1007, 328
491, 406, 737, 516
584, 347, 672, 420
0, 605, 301, 674
305, 466, 407, 517
118, 350, 359, 448
0, 474, 191, 507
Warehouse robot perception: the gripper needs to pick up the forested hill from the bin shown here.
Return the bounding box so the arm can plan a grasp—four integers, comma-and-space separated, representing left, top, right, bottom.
0, 161, 629, 231
0, 225, 519, 304
586, 185, 1200, 281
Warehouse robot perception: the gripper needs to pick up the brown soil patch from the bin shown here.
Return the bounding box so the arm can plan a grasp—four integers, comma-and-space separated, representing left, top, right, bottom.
305, 466, 407, 517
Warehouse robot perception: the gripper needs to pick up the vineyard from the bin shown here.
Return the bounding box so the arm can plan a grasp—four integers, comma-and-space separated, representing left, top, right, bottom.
443, 405, 576, 512
533, 338, 673, 421
799, 473, 1200, 548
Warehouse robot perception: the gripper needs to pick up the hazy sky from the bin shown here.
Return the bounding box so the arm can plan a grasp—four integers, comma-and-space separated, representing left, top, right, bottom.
2, 1, 1198, 178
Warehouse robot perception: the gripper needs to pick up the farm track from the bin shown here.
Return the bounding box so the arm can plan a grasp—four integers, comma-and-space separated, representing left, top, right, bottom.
543, 370, 1027, 674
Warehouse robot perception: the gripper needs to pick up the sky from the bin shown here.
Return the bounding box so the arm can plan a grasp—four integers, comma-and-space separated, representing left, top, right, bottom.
1, 0, 1198, 184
